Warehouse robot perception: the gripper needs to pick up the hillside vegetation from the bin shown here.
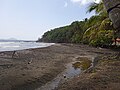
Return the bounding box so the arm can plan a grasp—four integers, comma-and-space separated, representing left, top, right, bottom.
38, 1, 115, 47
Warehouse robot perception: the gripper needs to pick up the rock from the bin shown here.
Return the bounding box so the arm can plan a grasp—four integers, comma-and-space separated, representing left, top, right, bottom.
63, 75, 66, 78
103, 0, 120, 37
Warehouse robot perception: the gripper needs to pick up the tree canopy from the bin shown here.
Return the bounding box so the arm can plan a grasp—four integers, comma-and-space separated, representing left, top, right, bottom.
38, 1, 115, 47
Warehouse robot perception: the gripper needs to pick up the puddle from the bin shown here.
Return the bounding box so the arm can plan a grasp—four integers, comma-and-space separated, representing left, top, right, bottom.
35, 56, 94, 90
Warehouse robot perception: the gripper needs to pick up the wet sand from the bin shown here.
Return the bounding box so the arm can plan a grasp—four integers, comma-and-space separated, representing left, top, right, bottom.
0, 44, 119, 90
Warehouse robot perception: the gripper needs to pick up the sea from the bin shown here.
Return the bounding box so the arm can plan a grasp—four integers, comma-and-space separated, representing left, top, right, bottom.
0, 40, 54, 52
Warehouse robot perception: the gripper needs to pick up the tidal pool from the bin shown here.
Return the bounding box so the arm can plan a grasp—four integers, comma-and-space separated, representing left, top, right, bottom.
35, 56, 94, 90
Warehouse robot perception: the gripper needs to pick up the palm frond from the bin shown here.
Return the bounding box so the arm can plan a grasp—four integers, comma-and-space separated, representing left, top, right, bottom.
87, 1, 105, 14
87, 3, 98, 13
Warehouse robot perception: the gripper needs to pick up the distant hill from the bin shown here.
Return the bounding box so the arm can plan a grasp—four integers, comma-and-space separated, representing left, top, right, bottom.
0, 38, 23, 42
7, 38, 17, 40
0, 39, 36, 42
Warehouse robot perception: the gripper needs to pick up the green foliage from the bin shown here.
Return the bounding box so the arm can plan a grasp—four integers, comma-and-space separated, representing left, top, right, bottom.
82, 18, 114, 46
87, 1, 108, 16
83, 14, 109, 31
40, 21, 85, 43
82, 24, 99, 44
71, 34, 82, 43
87, 2, 103, 14
90, 30, 113, 46
40, 17, 114, 47
38, 1, 115, 47
99, 18, 113, 30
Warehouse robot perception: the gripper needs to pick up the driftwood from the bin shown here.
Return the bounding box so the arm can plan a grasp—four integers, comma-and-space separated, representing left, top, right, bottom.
12, 51, 19, 58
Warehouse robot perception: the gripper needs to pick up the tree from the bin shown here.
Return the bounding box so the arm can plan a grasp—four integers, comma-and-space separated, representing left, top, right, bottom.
87, 0, 108, 17
84, 0, 114, 47
87, 1, 104, 14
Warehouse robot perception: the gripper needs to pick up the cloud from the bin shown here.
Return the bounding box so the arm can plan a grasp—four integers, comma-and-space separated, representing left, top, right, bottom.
71, 0, 101, 5
64, 2, 68, 7
94, 0, 101, 3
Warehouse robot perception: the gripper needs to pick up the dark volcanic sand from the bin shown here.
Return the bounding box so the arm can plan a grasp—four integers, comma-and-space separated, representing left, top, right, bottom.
0, 44, 119, 90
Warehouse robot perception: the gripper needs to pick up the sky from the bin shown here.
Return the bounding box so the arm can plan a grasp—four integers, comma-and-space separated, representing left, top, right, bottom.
0, 0, 100, 40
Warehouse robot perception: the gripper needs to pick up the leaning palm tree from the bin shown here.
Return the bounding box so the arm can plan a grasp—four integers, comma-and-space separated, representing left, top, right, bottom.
85, 0, 115, 46
86, 0, 109, 29
87, 0, 108, 22
87, 1, 104, 14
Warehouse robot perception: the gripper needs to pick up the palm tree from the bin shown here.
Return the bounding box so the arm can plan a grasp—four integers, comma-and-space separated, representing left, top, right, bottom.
87, 1, 102, 13
87, 0, 108, 24
86, 0, 109, 29
87, 0, 107, 15
85, 0, 114, 46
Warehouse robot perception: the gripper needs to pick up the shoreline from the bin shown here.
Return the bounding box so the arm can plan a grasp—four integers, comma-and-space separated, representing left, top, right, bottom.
0, 44, 119, 90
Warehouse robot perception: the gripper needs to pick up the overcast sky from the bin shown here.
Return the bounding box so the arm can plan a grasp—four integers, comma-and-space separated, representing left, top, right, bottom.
0, 0, 100, 40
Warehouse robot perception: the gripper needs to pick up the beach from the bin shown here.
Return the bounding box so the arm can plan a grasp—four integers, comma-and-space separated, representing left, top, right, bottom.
0, 44, 119, 90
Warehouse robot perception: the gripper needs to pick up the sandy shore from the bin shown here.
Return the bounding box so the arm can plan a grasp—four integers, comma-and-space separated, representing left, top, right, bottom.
0, 44, 119, 90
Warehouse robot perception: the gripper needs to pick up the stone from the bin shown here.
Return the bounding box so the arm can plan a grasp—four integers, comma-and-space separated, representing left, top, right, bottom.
103, 0, 120, 37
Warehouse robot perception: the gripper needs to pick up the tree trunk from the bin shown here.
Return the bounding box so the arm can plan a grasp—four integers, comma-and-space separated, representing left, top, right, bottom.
103, 0, 120, 38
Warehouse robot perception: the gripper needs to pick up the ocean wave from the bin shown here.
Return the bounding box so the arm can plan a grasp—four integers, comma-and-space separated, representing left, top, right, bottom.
2, 46, 20, 48
0, 42, 54, 52
0, 42, 15, 45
